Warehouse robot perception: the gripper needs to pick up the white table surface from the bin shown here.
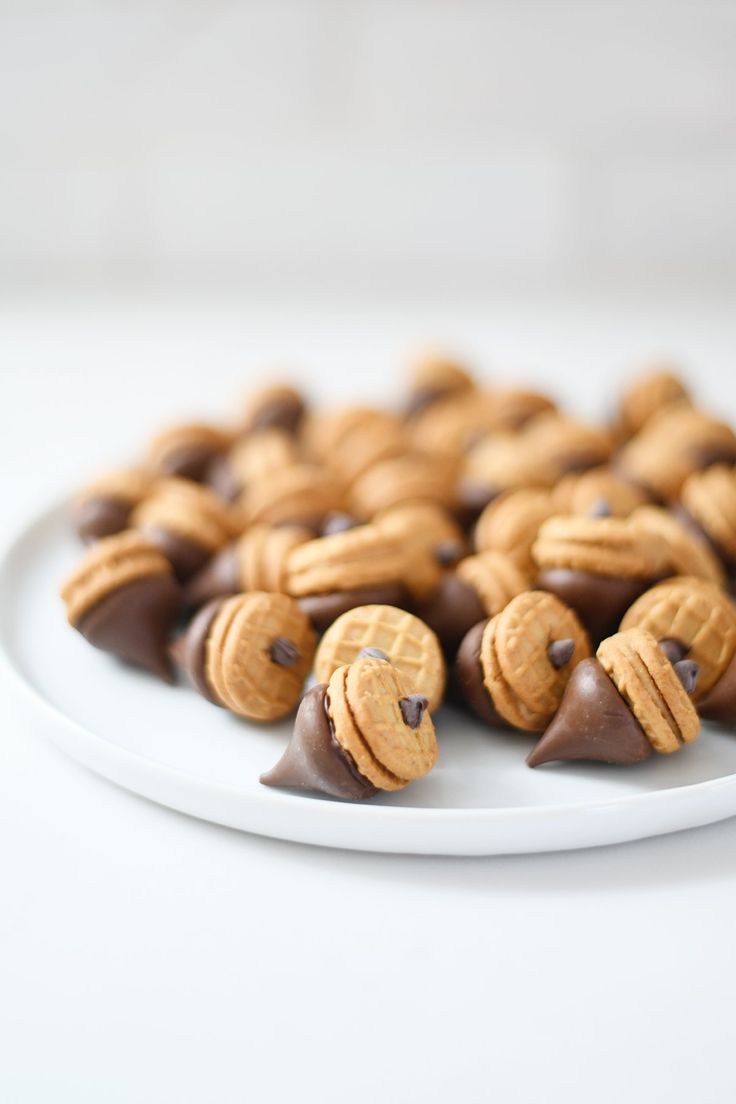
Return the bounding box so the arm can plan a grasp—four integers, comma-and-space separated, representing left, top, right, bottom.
3, 290, 736, 1103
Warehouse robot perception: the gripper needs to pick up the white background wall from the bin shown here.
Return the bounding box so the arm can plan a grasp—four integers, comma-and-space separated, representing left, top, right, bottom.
1, 0, 736, 296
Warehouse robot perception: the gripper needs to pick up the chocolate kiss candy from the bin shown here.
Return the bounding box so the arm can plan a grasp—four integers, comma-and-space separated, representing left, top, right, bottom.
298, 582, 409, 634
144, 526, 212, 582
260, 685, 378, 800
536, 568, 650, 646
699, 653, 736, 725
75, 496, 132, 543
170, 597, 225, 702
417, 573, 487, 657
78, 575, 182, 683
184, 544, 240, 608
527, 658, 652, 766
453, 621, 507, 726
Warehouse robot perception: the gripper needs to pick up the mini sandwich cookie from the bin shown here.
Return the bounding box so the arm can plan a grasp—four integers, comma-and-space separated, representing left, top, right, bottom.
60, 531, 181, 681
349, 452, 459, 519
173, 592, 315, 721
240, 463, 346, 531
261, 655, 438, 800
617, 406, 736, 500
314, 605, 446, 711
614, 367, 690, 442
132, 478, 242, 580
373, 501, 467, 600
533, 514, 667, 644
455, 591, 591, 732
184, 524, 312, 608
403, 350, 475, 418
208, 427, 299, 502
679, 465, 736, 580
528, 628, 701, 766
74, 467, 157, 543
146, 422, 233, 482
630, 505, 725, 586
473, 489, 556, 574
417, 550, 528, 656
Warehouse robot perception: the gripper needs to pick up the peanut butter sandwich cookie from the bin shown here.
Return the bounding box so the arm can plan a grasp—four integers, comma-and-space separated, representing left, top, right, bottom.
374, 501, 467, 600
615, 366, 690, 442
184, 524, 312, 608
455, 591, 590, 732
473, 488, 556, 574
208, 427, 300, 502
314, 605, 446, 711
533, 514, 667, 644
60, 531, 181, 681
172, 591, 315, 721
679, 465, 736, 577
528, 627, 701, 766
403, 349, 475, 418
132, 477, 242, 581
630, 505, 726, 586
551, 467, 649, 519
240, 463, 346, 531
620, 576, 736, 700
618, 406, 736, 500
261, 655, 438, 800
74, 467, 158, 544
525, 414, 614, 482
146, 422, 233, 483
349, 452, 459, 519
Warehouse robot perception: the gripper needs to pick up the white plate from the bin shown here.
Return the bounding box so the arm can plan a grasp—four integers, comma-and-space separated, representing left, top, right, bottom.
4, 500, 736, 855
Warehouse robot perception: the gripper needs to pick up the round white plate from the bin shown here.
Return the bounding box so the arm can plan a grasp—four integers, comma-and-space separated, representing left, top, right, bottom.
4, 500, 736, 855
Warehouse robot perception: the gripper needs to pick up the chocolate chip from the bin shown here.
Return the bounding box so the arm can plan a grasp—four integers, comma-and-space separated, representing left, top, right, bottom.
359, 647, 390, 662
659, 637, 688, 665
435, 540, 464, 567
587, 498, 612, 518
270, 637, 300, 667
322, 512, 358, 537
399, 694, 429, 729
547, 638, 575, 670
674, 659, 700, 695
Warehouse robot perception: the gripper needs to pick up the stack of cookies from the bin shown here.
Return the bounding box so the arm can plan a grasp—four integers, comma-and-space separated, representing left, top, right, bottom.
60, 353, 736, 800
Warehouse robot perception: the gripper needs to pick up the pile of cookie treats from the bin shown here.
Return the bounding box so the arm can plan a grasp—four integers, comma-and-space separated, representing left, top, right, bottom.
60, 354, 736, 800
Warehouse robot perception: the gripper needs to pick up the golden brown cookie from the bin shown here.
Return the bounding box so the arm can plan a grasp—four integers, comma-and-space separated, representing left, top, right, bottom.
146, 422, 232, 480
479, 591, 591, 730
473, 489, 556, 572
326, 657, 438, 790
620, 576, 736, 698
533, 515, 667, 578
487, 388, 557, 432
205, 592, 315, 721
76, 467, 157, 510
616, 367, 690, 440
597, 628, 700, 752
630, 505, 725, 585
374, 502, 466, 599
238, 525, 312, 592
314, 605, 446, 710
407, 391, 499, 458
227, 428, 300, 489
551, 467, 649, 518
680, 465, 736, 564
456, 551, 529, 617
240, 463, 346, 528
405, 350, 475, 416
302, 406, 386, 465
61, 530, 172, 627
285, 524, 408, 597
524, 414, 614, 480
618, 406, 736, 500
462, 433, 550, 511
327, 410, 408, 486
349, 453, 459, 518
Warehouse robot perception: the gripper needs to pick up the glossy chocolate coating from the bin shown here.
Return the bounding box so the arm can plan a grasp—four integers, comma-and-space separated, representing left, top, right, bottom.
417, 574, 487, 657
454, 620, 507, 727
75, 495, 132, 543
527, 658, 652, 766
170, 597, 225, 703
260, 684, 378, 800
142, 526, 211, 582
535, 568, 650, 645
183, 544, 240, 609
158, 443, 223, 483
298, 583, 409, 634
698, 653, 736, 726
77, 574, 182, 683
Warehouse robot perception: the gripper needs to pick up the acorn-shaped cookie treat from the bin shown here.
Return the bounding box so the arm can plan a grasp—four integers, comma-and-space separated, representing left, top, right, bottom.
349, 453, 459, 519
525, 414, 614, 482
460, 432, 547, 518
241, 383, 306, 436
240, 463, 346, 531
630, 505, 725, 586
321, 409, 408, 487
404, 350, 475, 418
185, 524, 311, 608
455, 591, 590, 732
314, 605, 446, 710
60, 531, 181, 681
551, 467, 649, 518
208, 427, 300, 502
284, 524, 410, 633
615, 366, 690, 442
374, 502, 467, 600
679, 466, 736, 581
260, 655, 438, 799
407, 391, 499, 460
473, 489, 556, 574
620, 576, 736, 701
528, 627, 701, 766
146, 422, 233, 482
74, 467, 157, 543
618, 407, 736, 500
132, 478, 242, 581
533, 514, 667, 645
173, 592, 315, 721
417, 550, 528, 656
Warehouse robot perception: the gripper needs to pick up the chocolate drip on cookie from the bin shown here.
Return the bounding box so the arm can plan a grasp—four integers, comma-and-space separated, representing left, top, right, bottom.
536, 568, 649, 646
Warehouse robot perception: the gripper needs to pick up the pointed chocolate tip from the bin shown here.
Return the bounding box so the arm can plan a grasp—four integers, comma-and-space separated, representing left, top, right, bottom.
659, 637, 688, 665
399, 694, 429, 728
587, 497, 612, 518
359, 647, 390, 662
547, 637, 575, 670
270, 636, 300, 667
527, 658, 653, 767
674, 658, 700, 695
